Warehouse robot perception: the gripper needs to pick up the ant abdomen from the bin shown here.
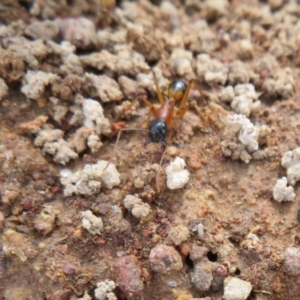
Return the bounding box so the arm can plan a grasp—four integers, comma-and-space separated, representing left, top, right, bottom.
167, 80, 187, 102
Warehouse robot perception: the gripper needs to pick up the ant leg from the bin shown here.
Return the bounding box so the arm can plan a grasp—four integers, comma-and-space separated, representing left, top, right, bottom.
141, 97, 159, 119
142, 68, 165, 105
175, 104, 191, 118
191, 80, 210, 108
155, 130, 173, 193
150, 69, 165, 105
176, 79, 217, 131
156, 146, 167, 193
133, 93, 159, 119
144, 109, 153, 146
190, 101, 210, 128
178, 79, 209, 111
191, 101, 225, 134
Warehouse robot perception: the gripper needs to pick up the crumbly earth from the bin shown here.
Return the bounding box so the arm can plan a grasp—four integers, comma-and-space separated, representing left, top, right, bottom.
1, 1, 300, 300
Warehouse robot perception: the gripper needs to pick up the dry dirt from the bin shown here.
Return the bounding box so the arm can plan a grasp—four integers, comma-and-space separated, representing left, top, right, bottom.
1, 0, 300, 300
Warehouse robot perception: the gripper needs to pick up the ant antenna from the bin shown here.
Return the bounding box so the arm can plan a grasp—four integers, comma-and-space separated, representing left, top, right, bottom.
156, 146, 167, 193
103, 127, 169, 193
102, 128, 150, 172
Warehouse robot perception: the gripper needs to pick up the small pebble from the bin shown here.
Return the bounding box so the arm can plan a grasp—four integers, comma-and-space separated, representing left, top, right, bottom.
223, 277, 252, 300
149, 245, 183, 273
283, 247, 300, 276
191, 261, 213, 291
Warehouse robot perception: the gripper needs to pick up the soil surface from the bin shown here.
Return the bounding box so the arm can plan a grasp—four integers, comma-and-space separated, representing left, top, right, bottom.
1, 1, 300, 300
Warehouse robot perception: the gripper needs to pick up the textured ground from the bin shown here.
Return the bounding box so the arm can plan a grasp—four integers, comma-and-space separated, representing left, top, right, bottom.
1, 0, 300, 300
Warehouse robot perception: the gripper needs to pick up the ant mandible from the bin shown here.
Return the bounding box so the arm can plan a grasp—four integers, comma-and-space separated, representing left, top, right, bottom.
105, 69, 213, 192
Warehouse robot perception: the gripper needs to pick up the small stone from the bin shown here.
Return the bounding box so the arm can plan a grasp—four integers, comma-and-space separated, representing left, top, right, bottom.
191, 260, 213, 291
237, 39, 253, 60
168, 225, 190, 245
283, 247, 300, 276
204, 0, 228, 21
213, 265, 228, 277
189, 245, 209, 262
223, 277, 252, 300
114, 255, 144, 296
133, 177, 144, 189
2, 229, 30, 262
33, 205, 59, 236
269, 0, 284, 10
166, 146, 178, 156
197, 223, 204, 239
0, 212, 4, 231
149, 245, 183, 273
62, 262, 79, 275
0, 78, 8, 101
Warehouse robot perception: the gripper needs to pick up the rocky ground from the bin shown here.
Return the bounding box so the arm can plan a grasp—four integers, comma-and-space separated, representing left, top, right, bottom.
1, 0, 300, 299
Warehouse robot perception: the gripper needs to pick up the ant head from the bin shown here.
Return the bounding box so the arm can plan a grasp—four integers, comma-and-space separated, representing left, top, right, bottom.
168, 80, 187, 102
148, 119, 167, 146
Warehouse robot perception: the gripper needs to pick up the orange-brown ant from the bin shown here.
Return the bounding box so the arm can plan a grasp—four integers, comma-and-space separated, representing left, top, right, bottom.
104, 69, 217, 192
141, 70, 211, 148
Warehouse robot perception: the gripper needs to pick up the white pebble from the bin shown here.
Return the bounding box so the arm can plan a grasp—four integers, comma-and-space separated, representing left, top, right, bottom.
223, 277, 252, 300
165, 157, 190, 190
281, 147, 300, 186
273, 177, 296, 202
60, 168, 72, 178
197, 223, 204, 239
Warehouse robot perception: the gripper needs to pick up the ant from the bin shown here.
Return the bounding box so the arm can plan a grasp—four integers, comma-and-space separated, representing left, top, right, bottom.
139, 69, 212, 148
105, 69, 222, 192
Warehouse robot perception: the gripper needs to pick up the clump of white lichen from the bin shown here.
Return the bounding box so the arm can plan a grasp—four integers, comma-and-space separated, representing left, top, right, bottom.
196, 53, 228, 86
34, 126, 78, 165
168, 225, 190, 245
82, 98, 112, 136
85, 74, 123, 103
263, 67, 294, 99
221, 114, 270, 163
0, 78, 8, 101
123, 195, 151, 219
81, 210, 103, 235
273, 177, 296, 202
220, 83, 261, 117
281, 147, 300, 186
21, 70, 60, 101
136, 66, 169, 95
60, 160, 120, 196
227, 60, 250, 85
94, 280, 117, 300
165, 157, 190, 189
170, 48, 194, 77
